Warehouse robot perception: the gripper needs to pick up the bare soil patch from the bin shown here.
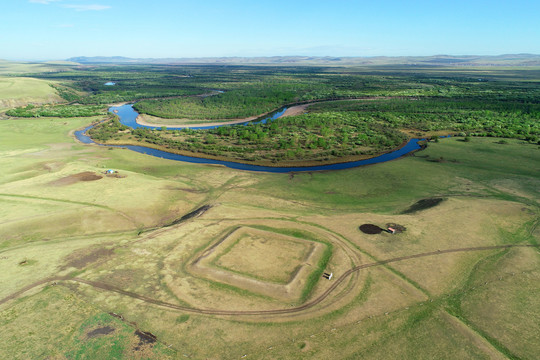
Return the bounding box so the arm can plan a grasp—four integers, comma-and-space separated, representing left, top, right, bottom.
105, 173, 127, 179
62, 247, 114, 269
129, 330, 158, 356
280, 103, 311, 117
136, 112, 268, 128
87, 326, 115, 339
134, 330, 157, 345
49, 171, 102, 186
359, 224, 383, 234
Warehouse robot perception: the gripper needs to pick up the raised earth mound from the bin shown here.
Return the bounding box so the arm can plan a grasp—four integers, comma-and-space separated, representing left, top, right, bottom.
359, 224, 383, 234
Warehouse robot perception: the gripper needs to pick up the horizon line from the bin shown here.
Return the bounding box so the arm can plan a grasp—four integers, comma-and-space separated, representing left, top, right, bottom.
2, 53, 540, 63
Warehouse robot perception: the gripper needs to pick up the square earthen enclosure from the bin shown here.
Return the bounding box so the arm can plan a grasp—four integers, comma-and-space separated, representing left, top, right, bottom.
188, 227, 328, 301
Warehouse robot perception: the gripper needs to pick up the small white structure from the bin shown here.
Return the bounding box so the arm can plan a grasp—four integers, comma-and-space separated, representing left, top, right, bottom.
323, 272, 333, 280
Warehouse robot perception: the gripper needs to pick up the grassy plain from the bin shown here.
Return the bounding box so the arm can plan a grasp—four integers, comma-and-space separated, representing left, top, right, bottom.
210, 228, 314, 284
0, 63, 538, 359
0, 60, 75, 75
0, 77, 63, 111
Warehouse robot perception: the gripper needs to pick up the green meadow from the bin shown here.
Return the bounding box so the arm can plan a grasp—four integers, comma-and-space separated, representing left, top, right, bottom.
0, 77, 63, 111
0, 62, 538, 359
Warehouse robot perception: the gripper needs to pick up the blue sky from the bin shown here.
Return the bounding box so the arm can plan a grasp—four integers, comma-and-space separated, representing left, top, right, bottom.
1, 0, 539, 60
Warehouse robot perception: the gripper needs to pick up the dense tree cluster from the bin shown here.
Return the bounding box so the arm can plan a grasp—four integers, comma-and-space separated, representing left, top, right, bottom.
6, 104, 106, 118
311, 98, 540, 140
88, 117, 128, 141
133, 84, 301, 120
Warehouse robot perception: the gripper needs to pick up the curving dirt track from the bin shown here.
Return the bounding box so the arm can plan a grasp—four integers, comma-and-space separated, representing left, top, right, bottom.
1, 244, 538, 316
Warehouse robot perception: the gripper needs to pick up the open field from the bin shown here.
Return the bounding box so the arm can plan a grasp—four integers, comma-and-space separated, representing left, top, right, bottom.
0, 77, 63, 111
1, 122, 537, 358
0, 63, 539, 359
185, 224, 333, 302
0, 60, 75, 75
211, 228, 316, 284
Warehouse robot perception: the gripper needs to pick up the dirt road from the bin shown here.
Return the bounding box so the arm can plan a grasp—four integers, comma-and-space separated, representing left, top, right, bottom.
1, 244, 537, 316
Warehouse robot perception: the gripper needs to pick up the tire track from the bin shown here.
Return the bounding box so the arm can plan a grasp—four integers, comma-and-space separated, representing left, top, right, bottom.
1, 244, 538, 315
0, 193, 138, 226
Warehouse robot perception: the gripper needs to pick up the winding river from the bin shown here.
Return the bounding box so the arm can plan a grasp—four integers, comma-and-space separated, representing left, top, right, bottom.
74, 104, 424, 173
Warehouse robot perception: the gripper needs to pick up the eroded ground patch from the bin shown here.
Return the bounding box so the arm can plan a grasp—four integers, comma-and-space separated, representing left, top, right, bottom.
49, 171, 102, 186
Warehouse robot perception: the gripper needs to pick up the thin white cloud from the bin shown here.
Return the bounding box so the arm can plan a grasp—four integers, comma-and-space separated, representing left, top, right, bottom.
62, 4, 111, 11
29, 0, 61, 4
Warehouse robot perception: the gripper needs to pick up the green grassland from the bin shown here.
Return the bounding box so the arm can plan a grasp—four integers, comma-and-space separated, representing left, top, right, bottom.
0, 77, 63, 111
0, 63, 538, 359
0, 60, 75, 75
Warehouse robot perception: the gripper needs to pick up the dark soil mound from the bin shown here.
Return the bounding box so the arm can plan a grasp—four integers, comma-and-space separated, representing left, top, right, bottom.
135, 330, 157, 345
50, 171, 102, 186
386, 223, 407, 233
105, 173, 126, 179
78, 172, 102, 181
402, 198, 444, 214
359, 224, 383, 234
166, 204, 212, 227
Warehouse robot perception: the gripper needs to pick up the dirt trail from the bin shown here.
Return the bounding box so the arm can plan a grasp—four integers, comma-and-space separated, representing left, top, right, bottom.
1, 244, 537, 315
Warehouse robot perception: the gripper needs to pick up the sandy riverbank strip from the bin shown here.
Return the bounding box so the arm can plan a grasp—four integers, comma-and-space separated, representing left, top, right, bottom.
136, 113, 265, 128
134, 102, 314, 128
280, 103, 310, 117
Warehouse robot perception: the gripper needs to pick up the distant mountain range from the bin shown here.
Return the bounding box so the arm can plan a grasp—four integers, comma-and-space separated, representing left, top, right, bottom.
67, 54, 540, 66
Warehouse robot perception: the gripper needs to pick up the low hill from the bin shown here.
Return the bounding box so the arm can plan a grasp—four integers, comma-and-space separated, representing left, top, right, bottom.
67, 54, 540, 66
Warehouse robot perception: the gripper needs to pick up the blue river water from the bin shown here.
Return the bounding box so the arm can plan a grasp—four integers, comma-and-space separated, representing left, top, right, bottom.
110, 104, 286, 130
74, 104, 424, 173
